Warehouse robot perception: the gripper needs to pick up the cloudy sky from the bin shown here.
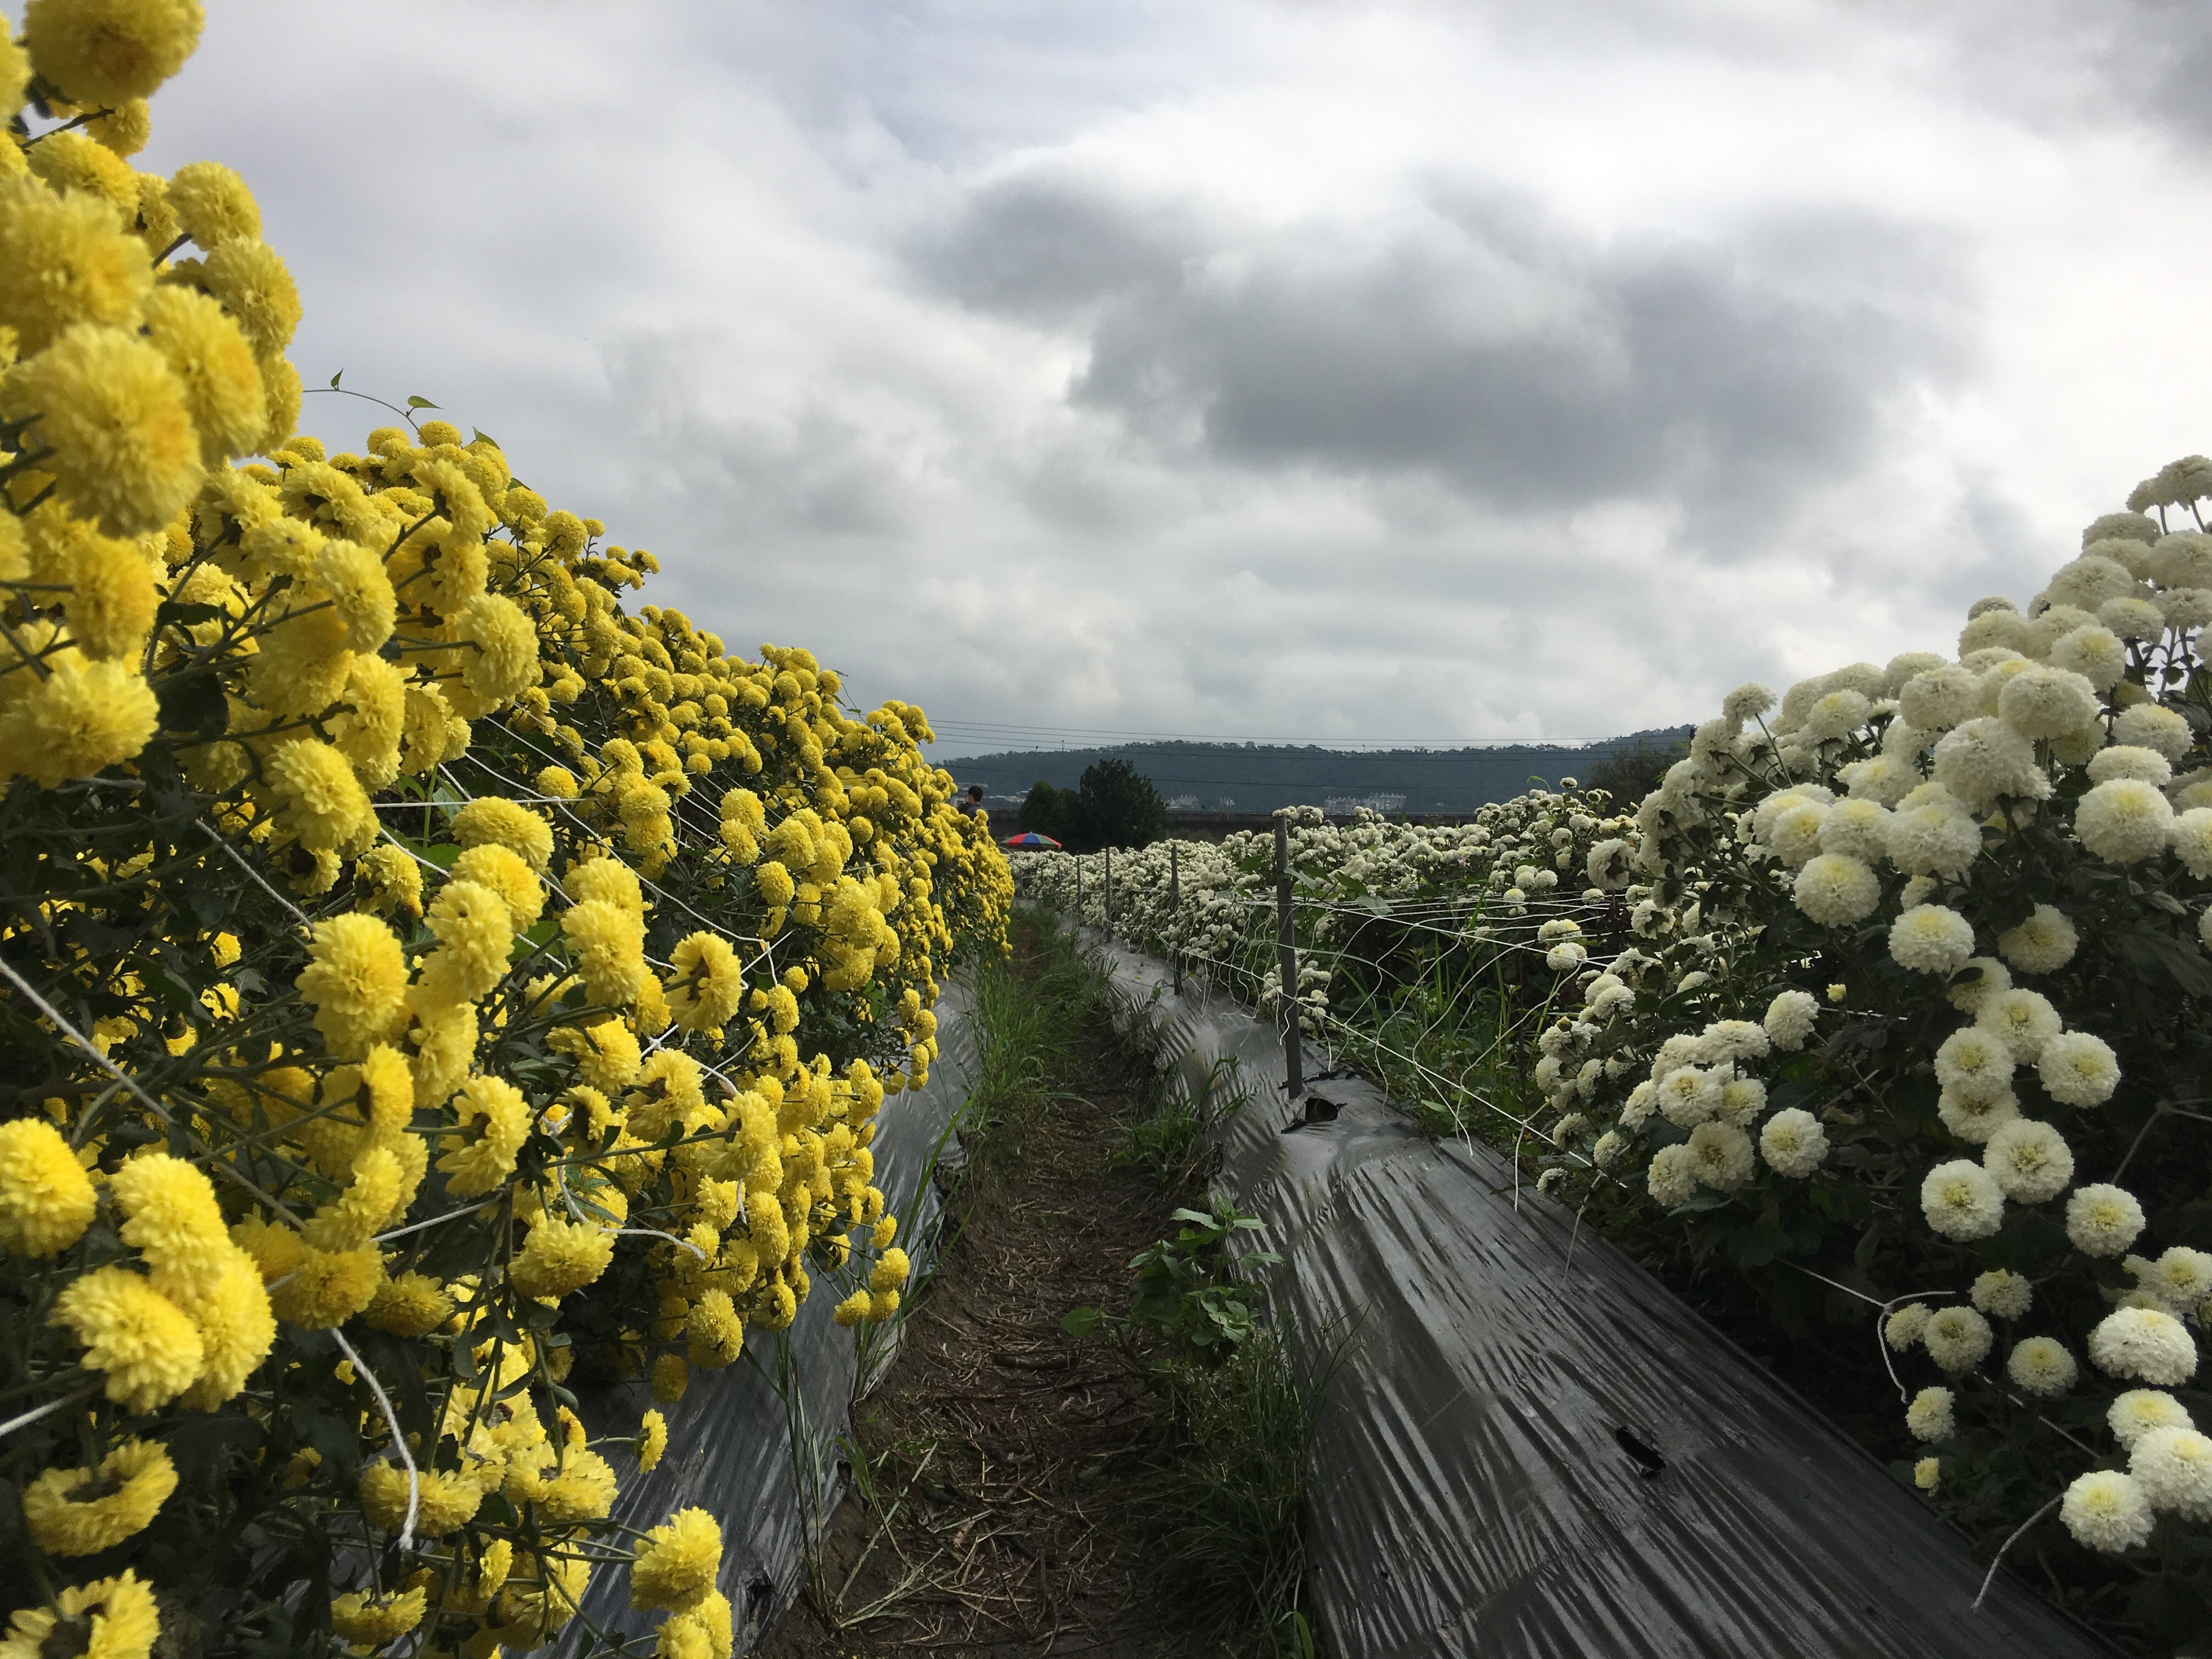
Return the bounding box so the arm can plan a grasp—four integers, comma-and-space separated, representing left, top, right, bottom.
140, 2, 2212, 757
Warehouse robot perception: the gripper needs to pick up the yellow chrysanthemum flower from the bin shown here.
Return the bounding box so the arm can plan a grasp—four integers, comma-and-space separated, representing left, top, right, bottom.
0, 648, 160, 787
0, 1117, 98, 1255
263, 736, 376, 853
22, 1438, 177, 1556
26, 128, 138, 216
163, 159, 258, 247
354, 842, 424, 920
450, 843, 544, 933
629, 1508, 723, 1613
665, 931, 744, 1035
651, 1354, 689, 1404
359, 1462, 483, 1538
416, 877, 515, 1006
363, 1270, 453, 1339
637, 1409, 669, 1472
403, 994, 477, 1110
455, 590, 539, 704
60, 527, 157, 659
0, 176, 153, 353
193, 236, 297, 357
436, 1075, 531, 1199
329, 652, 407, 788
4, 321, 201, 535
302, 1144, 403, 1253
296, 911, 410, 1059
108, 1152, 230, 1298
50, 1265, 204, 1412
562, 898, 647, 1008
328, 1586, 426, 1646
510, 1215, 616, 1300
137, 284, 266, 464
0, 1568, 161, 1659
23, 0, 205, 104
523, 1447, 616, 1524
267, 1243, 380, 1330
451, 795, 555, 873
86, 98, 151, 157
174, 1254, 276, 1408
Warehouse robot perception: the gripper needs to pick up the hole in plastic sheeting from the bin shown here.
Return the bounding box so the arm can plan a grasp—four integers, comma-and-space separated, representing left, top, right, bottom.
1613, 1425, 1666, 1478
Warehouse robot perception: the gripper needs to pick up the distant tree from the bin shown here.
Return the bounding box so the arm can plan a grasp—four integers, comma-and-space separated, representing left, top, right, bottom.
1582, 737, 1687, 808
1018, 779, 1081, 844
1077, 758, 1170, 849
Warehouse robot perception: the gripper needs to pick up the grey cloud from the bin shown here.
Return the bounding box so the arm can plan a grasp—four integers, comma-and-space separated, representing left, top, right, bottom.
918, 181, 1975, 535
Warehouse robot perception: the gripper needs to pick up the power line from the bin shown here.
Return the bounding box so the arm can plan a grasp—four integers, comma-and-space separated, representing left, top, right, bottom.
922, 717, 1622, 749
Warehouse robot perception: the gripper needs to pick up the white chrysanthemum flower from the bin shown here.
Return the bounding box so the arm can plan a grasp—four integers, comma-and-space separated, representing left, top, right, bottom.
2149, 1247, 2212, 1310
1589, 982, 1635, 1020
1685, 1120, 1754, 1191
2170, 808, 2212, 878
1537, 918, 1583, 943
2050, 724, 2104, 767
1905, 1385, 1955, 1442
1722, 681, 1775, 722
1816, 797, 1893, 863
1933, 718, 2050, 810
1646, 1143, 1697, 1207
1651, 1033, 1702, 1082
1764, 989, 1819, 1052
1885, 1302, 1931, 1350
2202, 906, 2212, 953
1585, 837, 1633, 891
2036, 1030, 2121, 1108
1972, 1269, 2034, 1321
2090, 1307, 2199, 1385
2113, 702, 2193, 762
1719, 1077, 1767, 1126
1945, 955, 2010, 1013
1756, 1107, 1826, 1177
1793, 853, 1881, 926
1914, 1455, 1942, 1492
1889, 904, 1976, 977
1997, 664, 2102, 739
1923, 1305, 1994, 1373
1545, 940, 1588, 972
1804, 689, 1870, 742
2158, 587, 2212, 631
2130, 1427, 2212, 1521
1551, 1111, 1589, 1144
1922, 1159, 2006, 1240
2086, 745, 2173, 788
2068, 1183, 2147, 1258
2150, 531, 2212, 587
2061, 1470, 2154, 1554
1657, 1065, 1723, 1128
2111, 1389, 2194, 1449
1592, 1130, 1627, 1169
1700, 1019, 1769, 1065
1621, 1080, 1657, 1128
2007, 1336, 2078, 1397
1899, 665, 1983, 732
2099, 595, 2168, 640
1934, 1026, 2015, 1098
1978, 988, 2062, 1063
1898, 874, 1938, 910
2050, 623, 2129, 691
1983, 1119, 2074, 1203
1885, 793, 1983, 879
1995, 904, 2077, 974
1835, 753, 1913, 806
1882, 720, 1934, 761
1769, 801, 1830, 866
1882, 651, 1949, 696
2047, 551, 2140, 610
2075, 777, 2175, 864
1938, 1085, 2021, 1145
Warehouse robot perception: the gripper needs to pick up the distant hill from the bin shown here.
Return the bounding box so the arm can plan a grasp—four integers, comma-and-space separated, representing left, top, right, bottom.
936, 729, 1693, 814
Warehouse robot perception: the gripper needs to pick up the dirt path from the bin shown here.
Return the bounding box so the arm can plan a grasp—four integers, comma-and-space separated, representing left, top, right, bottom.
760, 937, 1206, 1659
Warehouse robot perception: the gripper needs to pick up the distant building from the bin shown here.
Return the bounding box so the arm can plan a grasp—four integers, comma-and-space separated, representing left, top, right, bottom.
1217, 797, 1236, 809
1323, 793, 1408, 817
1167, 794, 1201, 812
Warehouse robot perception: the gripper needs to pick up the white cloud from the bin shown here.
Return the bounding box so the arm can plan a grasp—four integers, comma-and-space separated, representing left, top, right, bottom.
136, 0, 2212, 757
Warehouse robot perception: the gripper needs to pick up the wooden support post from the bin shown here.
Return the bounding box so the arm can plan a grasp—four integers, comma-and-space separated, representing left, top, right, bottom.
1275, 815, 1302, 1102
1103, 845, 1113, 941
1169, 842, 1182, 997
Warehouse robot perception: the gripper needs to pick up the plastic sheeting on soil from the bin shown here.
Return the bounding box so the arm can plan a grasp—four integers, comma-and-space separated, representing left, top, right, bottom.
563, 982, 975, 1655
1082, 933, 2116, 1659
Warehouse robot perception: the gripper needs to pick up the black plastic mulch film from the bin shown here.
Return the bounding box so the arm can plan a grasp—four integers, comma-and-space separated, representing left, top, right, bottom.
565, 983, 975, 1654
1084, 933, 2118, 1659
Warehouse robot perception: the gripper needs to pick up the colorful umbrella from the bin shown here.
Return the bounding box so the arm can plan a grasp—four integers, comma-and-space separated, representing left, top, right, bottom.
1002, 831, 1062, 849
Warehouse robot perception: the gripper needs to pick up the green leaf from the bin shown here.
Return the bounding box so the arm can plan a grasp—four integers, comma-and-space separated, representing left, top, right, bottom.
1060, 1305, 1102, 1338
470, 428, 500, 449
407, 395, 441, 410
329, 369, 343, 389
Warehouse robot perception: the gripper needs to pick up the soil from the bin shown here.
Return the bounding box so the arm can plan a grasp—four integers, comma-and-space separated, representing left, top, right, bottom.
759, 932, 1209, 1659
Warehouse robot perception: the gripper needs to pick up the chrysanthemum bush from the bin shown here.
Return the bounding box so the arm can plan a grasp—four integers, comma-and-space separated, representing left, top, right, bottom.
1019, 473, 2212, 1646
0, 7, 1011, 1658
1009, 790, 1632, 1134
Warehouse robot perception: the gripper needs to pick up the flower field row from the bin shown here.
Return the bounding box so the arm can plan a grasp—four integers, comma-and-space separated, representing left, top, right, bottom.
0, 7, 1010, 1658
1013, 469, 2212, 1649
